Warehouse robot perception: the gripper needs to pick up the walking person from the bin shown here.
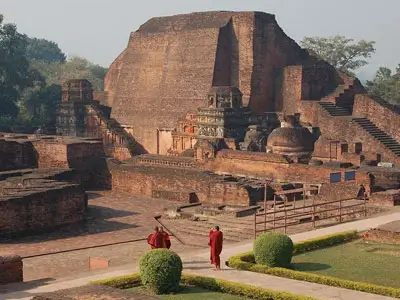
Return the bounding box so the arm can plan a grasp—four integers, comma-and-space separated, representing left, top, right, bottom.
159, 226, 171, 249
208, 225, 223, 271
147, 226, 163, 249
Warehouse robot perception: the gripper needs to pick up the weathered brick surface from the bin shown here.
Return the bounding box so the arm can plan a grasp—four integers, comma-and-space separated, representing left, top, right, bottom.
354, 94, 400, 142
209, 150, 371, 185
0, 138, 37, 171
0, 256, 23, 284
369, 190, 400, 206
106, 11, 306, 153
0, 183, 87, 236
300, 100, 400, 166
110, 164, 251, 206
318, 182, 362, 201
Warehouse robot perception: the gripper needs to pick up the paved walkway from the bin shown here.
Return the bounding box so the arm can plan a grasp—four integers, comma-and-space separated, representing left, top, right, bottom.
2, 212, 400, 300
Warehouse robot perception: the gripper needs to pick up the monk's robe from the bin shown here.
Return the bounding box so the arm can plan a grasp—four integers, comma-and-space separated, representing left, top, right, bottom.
148, 231, 163, 249
161, 232, 171, 249
208, 230, 223, 268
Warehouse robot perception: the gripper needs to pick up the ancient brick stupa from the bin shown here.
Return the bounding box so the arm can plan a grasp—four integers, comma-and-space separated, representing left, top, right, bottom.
266, 114, 316, 162
104, 11, 308, 154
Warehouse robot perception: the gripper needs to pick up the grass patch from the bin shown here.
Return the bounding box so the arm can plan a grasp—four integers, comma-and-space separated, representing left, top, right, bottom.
227, 230, 400, 298
129, 285, 250, 299
292, 240, 400, 288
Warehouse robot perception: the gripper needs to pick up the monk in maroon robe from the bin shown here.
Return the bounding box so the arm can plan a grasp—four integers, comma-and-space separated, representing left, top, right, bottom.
208, 225, 223, 270
148, 226, 163, 249
159, 227, 171, 249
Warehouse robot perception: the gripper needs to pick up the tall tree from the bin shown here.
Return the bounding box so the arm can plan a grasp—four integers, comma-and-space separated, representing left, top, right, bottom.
31, 56, 108, 91
25, 37, 66, 63
366, 65, 400, 105
0, 14, 42, 117
300, 36, 376, 75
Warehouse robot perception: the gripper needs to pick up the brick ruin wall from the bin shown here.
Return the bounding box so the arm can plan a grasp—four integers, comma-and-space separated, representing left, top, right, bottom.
32, 140, 110, 188
0, 256, 23, 284
317, 182, 362, 201
110, 164, 252, 206
353, 94, 400, 143
106, 11, 307, 153
281, 64, 339, 114
210, 150, 370, 184
0, 139, 37, 171
0, 184, 87, 236
369, 190, 400, 206
208, 150, 370, 200
300, 100, 400, 166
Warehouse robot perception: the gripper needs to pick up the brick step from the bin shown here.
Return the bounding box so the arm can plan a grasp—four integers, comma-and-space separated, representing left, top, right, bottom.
352, 117, 400, 157
319, 102, 352, 117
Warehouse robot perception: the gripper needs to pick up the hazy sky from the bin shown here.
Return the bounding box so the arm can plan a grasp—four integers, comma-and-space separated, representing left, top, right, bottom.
1, 0, 398, 79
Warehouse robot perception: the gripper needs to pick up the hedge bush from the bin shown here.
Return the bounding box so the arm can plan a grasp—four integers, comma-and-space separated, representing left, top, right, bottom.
254, 232, 294, 267
139, 249, 183, 294
227, 230, 400, 298
293, 230, 359, 254
92, 273, 318, 300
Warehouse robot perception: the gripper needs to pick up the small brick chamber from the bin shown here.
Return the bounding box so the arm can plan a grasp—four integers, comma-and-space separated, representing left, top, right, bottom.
0, 255, 23, 284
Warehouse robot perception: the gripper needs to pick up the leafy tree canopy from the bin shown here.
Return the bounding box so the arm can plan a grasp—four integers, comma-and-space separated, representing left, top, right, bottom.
0, 14, 43, 117
31, 56, 108, 91
300, 35, 376, 75
366, 65, 400, 105
25, 37, 66, 63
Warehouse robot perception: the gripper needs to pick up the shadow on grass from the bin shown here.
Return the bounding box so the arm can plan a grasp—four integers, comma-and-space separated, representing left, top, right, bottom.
291, 262, 331, 272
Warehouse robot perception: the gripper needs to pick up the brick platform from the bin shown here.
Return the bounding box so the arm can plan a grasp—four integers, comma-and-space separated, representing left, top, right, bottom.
0, 255, 23, 284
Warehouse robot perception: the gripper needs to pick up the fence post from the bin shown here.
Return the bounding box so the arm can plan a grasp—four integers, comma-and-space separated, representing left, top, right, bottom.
364, 195, 367, 217
284, 209, 287, 234
339, 198, 342, 223
254, 212, 257, 239
312, 196, 316, 229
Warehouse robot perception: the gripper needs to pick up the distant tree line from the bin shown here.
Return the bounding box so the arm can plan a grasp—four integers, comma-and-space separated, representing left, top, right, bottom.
0, 14, 108, 126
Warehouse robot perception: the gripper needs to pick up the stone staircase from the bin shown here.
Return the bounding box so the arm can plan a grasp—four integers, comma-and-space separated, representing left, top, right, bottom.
320, 73, 360, 112
352, 117, 400, 157
87, 104, 137, 153
319, 102, 352, 117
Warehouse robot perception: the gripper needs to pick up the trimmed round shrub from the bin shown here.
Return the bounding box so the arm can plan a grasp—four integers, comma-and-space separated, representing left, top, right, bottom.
253, 232, 294, 267
139, 249, 183, 294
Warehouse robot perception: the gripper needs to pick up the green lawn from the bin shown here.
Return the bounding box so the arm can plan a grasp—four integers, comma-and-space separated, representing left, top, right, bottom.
129, 286, 249, 299
292, 240, 400, 288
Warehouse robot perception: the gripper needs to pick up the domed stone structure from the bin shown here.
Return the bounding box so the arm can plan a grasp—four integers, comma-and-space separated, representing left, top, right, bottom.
266, 115, 315, 160
240, 125, 266, 152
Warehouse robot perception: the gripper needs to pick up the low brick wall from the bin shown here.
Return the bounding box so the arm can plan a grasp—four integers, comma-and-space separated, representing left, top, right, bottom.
365, 228, 400, 245
0, 184, 87, 236
0, 255, 23, 284
110, 165, 251, 206
369, 190, 400, 206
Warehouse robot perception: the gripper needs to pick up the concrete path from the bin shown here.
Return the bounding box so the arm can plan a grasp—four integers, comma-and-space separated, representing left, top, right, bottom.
2, 212, 400, 300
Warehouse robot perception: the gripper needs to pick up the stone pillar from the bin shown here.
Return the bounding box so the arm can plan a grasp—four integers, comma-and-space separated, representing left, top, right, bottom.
0, 255, 23, 284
